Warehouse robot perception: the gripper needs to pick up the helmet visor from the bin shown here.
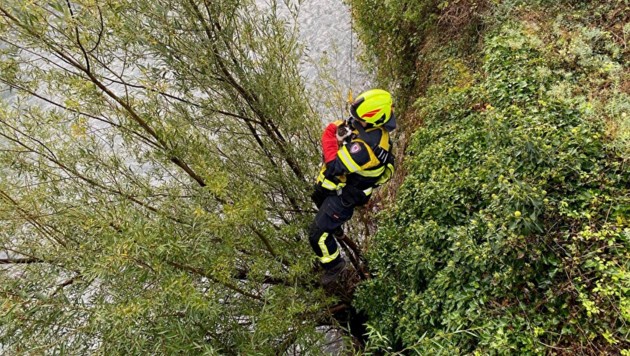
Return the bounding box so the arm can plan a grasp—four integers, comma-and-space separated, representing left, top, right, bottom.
349, 97, 364, 121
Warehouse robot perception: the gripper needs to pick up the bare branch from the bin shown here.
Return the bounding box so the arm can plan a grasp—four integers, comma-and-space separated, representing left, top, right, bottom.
87, 5, 104, 53
0, 257, 44, 264
65, 0, 90, 72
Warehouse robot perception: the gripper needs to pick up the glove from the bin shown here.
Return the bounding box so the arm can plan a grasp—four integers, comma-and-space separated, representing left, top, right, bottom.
336, 124, 352, 142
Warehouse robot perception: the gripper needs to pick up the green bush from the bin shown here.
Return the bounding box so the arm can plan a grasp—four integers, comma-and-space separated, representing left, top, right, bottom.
357, 13, 630, 354
348, 0, 487, 102
348, 0, 438, 91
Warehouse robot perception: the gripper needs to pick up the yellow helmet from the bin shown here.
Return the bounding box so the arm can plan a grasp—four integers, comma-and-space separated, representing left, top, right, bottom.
349, 89, 393, 127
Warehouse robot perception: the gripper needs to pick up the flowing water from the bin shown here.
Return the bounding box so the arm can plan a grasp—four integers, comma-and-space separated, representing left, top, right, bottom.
297, 0, 371, 121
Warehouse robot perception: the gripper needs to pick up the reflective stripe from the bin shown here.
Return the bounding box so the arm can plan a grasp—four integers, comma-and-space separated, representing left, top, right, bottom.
322, 180, 337, 190
318, 172, 338, 190
363, 187, 373, 196
356, 166, 386, 177
317, 172, 345, 191
338, 146, 361, 173
376, 163, 395, 186
318, 232, 339, 263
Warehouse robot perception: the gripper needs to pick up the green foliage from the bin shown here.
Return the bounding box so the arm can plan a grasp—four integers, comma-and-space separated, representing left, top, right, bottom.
0, 0, 341, 353
357, 5, 629, 354
348, 0, 439, 93
348, 0, 488, 101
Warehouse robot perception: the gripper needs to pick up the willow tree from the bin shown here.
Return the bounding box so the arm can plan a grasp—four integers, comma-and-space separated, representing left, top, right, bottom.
0, 0, 349, 353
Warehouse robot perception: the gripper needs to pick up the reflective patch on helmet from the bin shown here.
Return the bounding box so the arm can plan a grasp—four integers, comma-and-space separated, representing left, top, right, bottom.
350, 143, 362, 154
362, 109, 380, 118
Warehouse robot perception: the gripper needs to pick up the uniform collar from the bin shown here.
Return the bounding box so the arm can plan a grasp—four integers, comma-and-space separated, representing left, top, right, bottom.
383, 112, 397, 132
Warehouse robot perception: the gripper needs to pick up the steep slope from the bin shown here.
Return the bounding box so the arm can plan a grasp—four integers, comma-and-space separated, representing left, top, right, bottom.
352, 1, 629, 353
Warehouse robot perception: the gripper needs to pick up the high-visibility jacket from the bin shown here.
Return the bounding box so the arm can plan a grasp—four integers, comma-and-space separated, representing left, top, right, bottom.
317, 120, 395, 200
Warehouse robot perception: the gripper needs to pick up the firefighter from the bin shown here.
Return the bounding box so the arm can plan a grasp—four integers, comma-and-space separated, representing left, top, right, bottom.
309, 89, 396, 284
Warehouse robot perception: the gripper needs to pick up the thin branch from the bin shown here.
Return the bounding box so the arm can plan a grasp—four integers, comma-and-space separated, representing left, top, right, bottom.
337, 234, 370, 280
250, 226, 277, 258
233, 268, 292, 286
327, 303, 348, 314
166, 260, 262, 301
50, 275, 81, 297
87, 5, 104, 53
66, 0, 91, 72
0, 189, 68, 247
0, 257, 44, 264
0, 122, 187, 225
0, 78, 161, 150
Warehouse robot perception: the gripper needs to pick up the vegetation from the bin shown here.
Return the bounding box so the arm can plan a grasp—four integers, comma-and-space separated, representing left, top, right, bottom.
0, 0, 348, 353
1, 0, 628, 354
353, 0, 630, 353
349, 0, 487, 109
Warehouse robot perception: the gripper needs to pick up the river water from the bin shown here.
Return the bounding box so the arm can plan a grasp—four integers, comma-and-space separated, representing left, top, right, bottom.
297, 0, 371, 121
0, 1, 369, 118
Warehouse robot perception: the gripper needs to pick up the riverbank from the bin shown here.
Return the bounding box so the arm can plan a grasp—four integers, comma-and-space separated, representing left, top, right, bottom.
352, 0, 629, 353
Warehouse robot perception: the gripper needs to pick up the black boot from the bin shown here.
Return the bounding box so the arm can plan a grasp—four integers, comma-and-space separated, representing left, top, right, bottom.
321, 258, 346, 285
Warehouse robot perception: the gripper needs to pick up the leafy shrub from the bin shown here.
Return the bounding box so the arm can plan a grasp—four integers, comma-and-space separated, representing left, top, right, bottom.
348, 0, 439, 92
357, 10, 629, 354
348, 0, 488, 100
